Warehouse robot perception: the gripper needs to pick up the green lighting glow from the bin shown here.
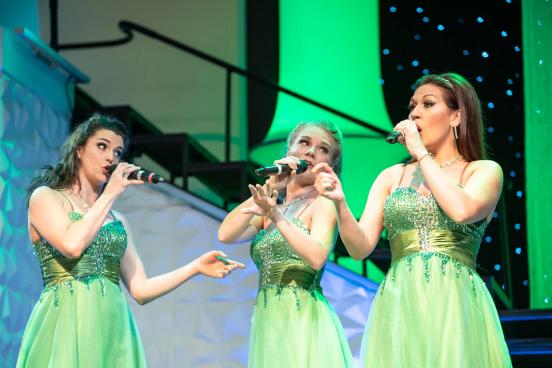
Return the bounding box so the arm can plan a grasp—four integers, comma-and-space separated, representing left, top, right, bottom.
249, 0, 407, 280
250, 0, 407, 216
523, 0, 552, 309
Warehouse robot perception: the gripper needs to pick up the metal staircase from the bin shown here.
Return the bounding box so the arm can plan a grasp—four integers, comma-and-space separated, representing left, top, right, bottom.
72, 88, 262, 207
500, 309, 552, 367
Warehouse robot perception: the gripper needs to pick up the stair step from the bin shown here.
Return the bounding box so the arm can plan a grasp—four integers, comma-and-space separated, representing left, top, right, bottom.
130, 133, 262, 203
130, 133, 217, 174
72, 103, 262, 204
500, 309, 552, 339
186, 161, 260, 202
508, 338, 552, 368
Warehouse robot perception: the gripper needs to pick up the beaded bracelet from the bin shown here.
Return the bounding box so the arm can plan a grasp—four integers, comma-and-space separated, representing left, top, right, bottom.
417, 151, 432, 163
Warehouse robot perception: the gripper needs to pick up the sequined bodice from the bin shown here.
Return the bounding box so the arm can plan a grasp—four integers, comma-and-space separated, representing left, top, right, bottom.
33, 212, 127, 288
251, 217, 323, 292
383, 187, 487, 268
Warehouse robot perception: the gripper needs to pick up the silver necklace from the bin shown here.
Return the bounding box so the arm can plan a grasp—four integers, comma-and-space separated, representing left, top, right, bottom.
73, 192, 91, 212
438, 156, 464, 168
281, 187, 317, 214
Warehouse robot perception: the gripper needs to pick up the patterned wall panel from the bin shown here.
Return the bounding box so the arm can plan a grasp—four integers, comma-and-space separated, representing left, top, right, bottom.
0, 73, 69, 367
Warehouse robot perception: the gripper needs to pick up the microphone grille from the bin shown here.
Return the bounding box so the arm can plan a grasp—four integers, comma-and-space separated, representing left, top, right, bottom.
386, 131, 400, 144
296, 160, 309, 174
254, 167, 266, 176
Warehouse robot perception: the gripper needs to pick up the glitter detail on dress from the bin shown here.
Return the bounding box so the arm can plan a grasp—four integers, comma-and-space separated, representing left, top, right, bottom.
379, 252, 479, 296
250, 217, 324, 309
384, 187, 486, 247
33, 212, 127, 307
379, 187, 487, 296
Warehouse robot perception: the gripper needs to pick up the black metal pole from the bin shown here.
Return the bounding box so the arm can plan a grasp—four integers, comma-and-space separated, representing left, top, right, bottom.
49, 0, 59, 51
498, 194, 514, 307
225, 70, 232, 162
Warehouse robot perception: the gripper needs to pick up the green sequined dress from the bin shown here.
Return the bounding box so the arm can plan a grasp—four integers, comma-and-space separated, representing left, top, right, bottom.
17, 212, 146, 367
248, 217, 353, 367
360, 187, 512, 367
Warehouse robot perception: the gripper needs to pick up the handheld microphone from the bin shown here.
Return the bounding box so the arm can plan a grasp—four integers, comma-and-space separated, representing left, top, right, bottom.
386, 130, 402, 144
254, 160, 309, 177
108, 164, 166, 184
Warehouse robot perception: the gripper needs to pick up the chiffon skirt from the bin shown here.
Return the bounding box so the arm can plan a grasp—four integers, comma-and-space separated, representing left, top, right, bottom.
360, 253, 512, 368
248, 286, 353, 368
17, 277, 146, 367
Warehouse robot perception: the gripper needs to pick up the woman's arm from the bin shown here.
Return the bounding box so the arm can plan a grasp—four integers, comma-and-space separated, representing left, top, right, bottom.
219, 157, 304, 244
243, 182, 337, 270
313, 163, 395, 260
217, 196, 263, 243
119, 213, 244, 305
268, 197, 337, 270
419, 158, 503, 223
28, 164, 143, 258
29, 186, 118, 258
394, 119, 503, 223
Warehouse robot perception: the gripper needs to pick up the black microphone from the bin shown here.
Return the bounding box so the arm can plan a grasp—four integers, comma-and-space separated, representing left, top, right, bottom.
108, 164, 165, 184
255, 160, 309, 177
386, 130, 402, 144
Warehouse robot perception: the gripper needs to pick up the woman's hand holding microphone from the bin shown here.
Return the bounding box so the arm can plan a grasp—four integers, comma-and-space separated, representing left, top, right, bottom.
390, 119, 430, 161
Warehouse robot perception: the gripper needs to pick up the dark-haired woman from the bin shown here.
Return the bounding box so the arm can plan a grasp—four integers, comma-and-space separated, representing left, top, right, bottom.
16, 113, 244, 367
314, 73, 512, 367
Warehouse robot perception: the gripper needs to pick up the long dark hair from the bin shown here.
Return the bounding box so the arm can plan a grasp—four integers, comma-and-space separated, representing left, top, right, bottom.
414, 73, 487, 161
26, 113, 128, 204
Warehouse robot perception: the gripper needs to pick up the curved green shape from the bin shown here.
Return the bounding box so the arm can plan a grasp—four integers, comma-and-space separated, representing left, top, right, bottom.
523, 0, 552, 309
250, 0, 407, 217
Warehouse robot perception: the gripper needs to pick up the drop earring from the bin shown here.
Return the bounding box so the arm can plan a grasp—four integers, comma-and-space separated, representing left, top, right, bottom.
452, 125, 458, 140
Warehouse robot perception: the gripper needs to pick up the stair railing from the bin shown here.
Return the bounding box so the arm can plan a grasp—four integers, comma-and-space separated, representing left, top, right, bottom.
52, 19, 388, 163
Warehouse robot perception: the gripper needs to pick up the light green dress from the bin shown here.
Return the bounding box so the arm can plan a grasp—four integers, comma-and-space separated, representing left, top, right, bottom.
361, 187, 512, 367
17, 212, 146, 367
248, 216, 353, 368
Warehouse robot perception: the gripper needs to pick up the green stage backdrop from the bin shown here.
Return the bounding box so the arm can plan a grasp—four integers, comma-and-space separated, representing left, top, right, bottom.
250, 0, 406, 217
523, 0, 552, 309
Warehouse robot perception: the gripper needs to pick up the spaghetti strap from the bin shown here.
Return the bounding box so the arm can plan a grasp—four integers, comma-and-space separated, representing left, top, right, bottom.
397, 163, 408, 188
295, 199, 316, 219
459, 162, 472, 186
57, 191, 75, 212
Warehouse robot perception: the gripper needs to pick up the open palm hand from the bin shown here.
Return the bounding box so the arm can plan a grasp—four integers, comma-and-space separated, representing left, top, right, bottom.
241, 183, 278, 217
